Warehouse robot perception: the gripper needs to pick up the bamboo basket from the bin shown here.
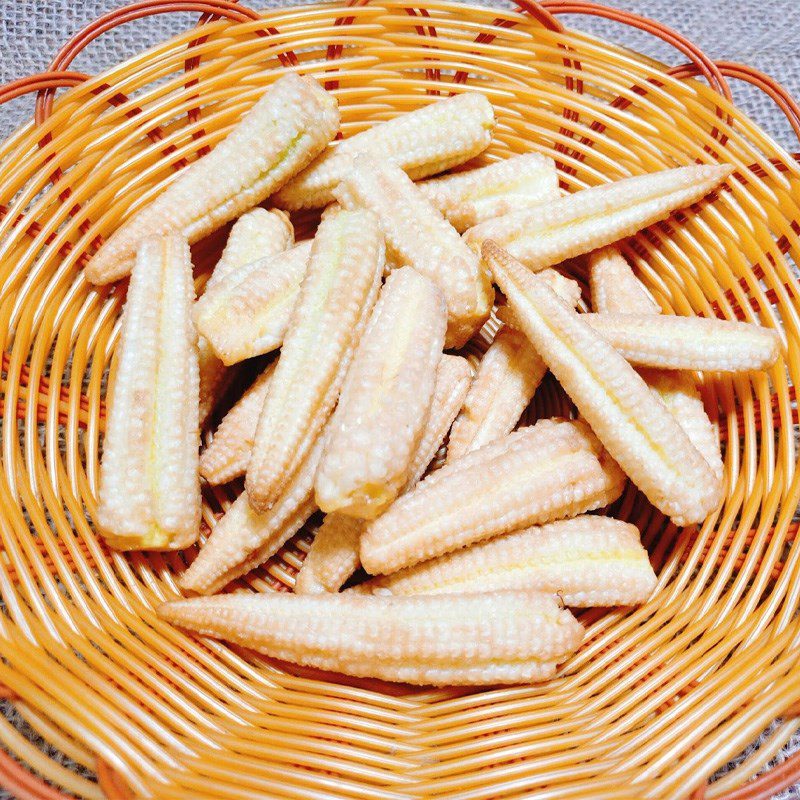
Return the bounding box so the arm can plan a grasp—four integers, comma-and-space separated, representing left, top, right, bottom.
1, 1, 800, 798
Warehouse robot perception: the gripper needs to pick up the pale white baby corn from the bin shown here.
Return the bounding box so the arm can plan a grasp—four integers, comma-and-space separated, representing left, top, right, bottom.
195, 241, 312, 365
418, 152, 560, 232
295, 355, 471, 594
199, 364, 275, 485
246, 210, 384, 512
87, 74, 338, 284
159, 590, 584, 685
334, 155, 493, 348
97, 233, 200, 550
360, 419, 626, 575
463, 164, 732, 270
198, 208, 293, 424
355, 515, 657, 607
590, 247, 722, 480
273, 92, 495, 210
315, 267, 447, 519
484, 242, 721, 525
180, 434, 325, 595
583, 313, 780, 372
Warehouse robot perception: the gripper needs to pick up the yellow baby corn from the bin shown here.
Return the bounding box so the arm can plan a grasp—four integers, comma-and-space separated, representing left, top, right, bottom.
484, 242, 721, 525
583, 312, 780, 372
181, 434, 324, 595
590, 247, 722, 480
463, 164, 732, 270
295, 355, 471, 594
333, 155, 493, 348
87, 74, 338, 284
97, 234, 200, 550
199, 364, 275, 485
355, 515, 657, 606
246, 210, 384, 512
418, 152, 560, 231
315, 267, 447, 519
273, 92, 495, 210
195, 241, 312, 365
159, 590, 583, 685
360, 419, 625, 575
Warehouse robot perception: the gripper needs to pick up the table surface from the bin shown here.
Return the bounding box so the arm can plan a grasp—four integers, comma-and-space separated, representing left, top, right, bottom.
1, 1, 799, 798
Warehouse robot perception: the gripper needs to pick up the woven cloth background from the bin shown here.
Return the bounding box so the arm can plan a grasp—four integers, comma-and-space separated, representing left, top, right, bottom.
1, 0, 799, 798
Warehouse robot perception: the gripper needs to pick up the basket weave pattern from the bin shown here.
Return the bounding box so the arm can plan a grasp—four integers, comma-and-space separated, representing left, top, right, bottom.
1, 1, 800, 798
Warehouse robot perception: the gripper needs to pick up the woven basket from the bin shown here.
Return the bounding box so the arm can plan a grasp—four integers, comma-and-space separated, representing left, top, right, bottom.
2, 1, 800, 798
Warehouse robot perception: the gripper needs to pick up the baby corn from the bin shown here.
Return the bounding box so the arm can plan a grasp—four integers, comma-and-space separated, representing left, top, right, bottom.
87, 74, 338, 284
159, 590, 584, 685
195, 241, 311, 365
360, 419, 625, 575
583, 313, 780, 372
590, 247, 722, 479
464, 164, 732, 270
355, 516, 657, 606
97, 233, 200, 550
295, 355, 471, 594
418, 152, 560, 231
199, 364, 275, 485
181, 435, 324, 595
273, 92, 495, 210
246, 210, 384, 512
334, 155, 493, 348
484, 242, 721, 525
315, 267, 447, 519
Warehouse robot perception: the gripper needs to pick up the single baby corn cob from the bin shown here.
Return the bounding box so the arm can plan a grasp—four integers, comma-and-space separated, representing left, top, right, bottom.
315, 267, 447, 519
582, 313, 780, 372
159, 590, 584, 685
199, 364, 275, 485
418, 152, 560, 232
463, 164, 732, 270
273, 92, 495, 210
195, 241, 312, 365
334, 155, 494, 348
590, 247, 722, 480
97, 233, 200, 550
354, 515, 657, 606
360, 419, 626, 575
204, 207, 294, 293
180, 434, 325, 595
246, 210, 384, 512
295, 355, 471, 594
484, 242, 721, 525
87, 74, 338, 284
198, 209, 293, 424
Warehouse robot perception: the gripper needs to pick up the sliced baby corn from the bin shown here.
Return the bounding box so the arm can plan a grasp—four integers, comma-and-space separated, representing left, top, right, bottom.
295, 355, 471, 594
246, 210, 384, 512
315, 267, 447, 519
181, 434, 324, 595
159, 590, 583, 685
583, 313, 780, 372
590, 247, 722, 480
195, 241, 311, 365
273, 92, 495, 211
484, 242, 721, 525
200, 364, 275, 485
418, 152, 560, 232
97, 233, 200, 550
360, 419, 625, 575
334, 155, 493, 348
87, 74, 338, 284
355, 515, 657, 606
463, 164, 732, 270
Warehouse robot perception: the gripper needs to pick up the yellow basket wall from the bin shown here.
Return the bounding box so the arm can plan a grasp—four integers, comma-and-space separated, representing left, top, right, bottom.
1, 2, 800, 798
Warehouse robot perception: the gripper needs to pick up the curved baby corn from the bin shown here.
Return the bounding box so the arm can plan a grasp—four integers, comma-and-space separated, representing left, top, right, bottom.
587, 246, 659, 315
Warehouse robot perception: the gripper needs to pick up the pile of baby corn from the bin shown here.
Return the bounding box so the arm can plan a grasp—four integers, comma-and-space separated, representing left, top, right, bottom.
91, 74, 780, 686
